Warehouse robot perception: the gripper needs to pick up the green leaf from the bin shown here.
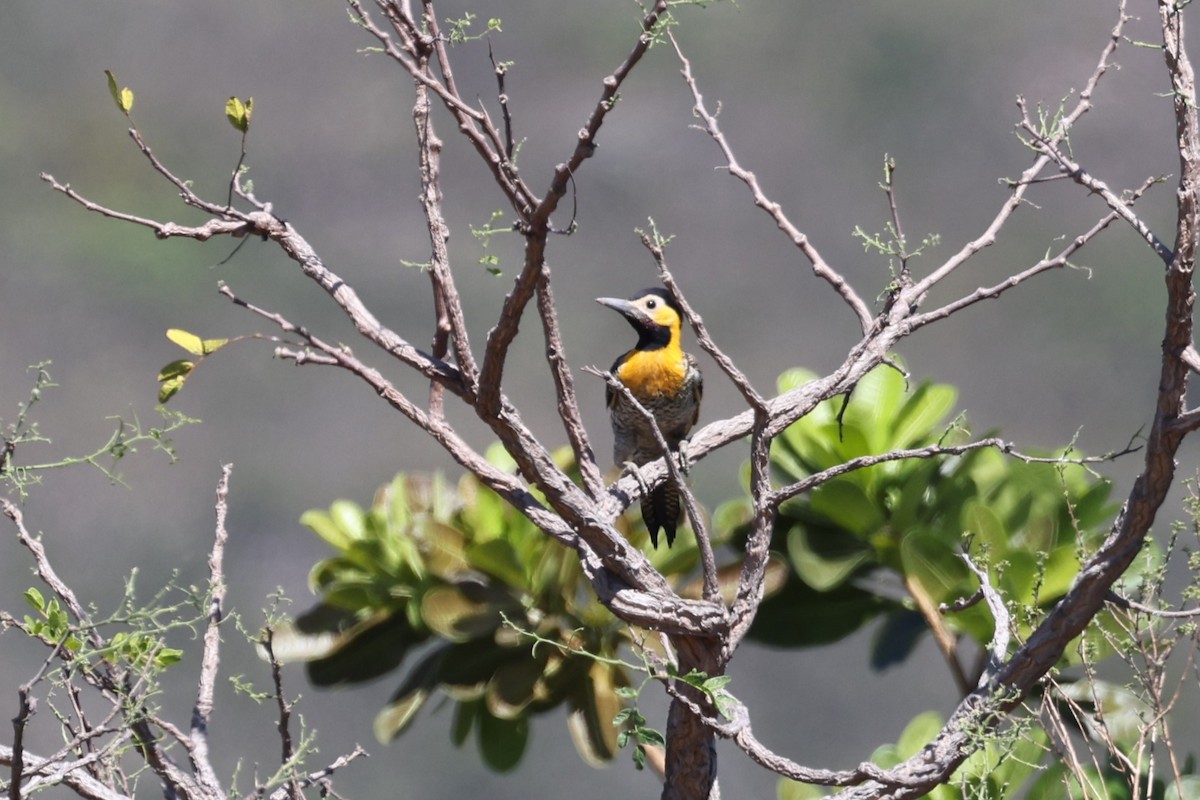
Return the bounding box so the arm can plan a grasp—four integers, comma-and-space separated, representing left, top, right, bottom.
374, 686, 429, 743
486, 652, 547, 719
899, 529, 967, 604
225, 96, 253, 132
778, 779, 830, 800
201, 337, 228, 355
962, 499, 1007, 556
566, 662, 620, 766
845, 365, 905, 451
23, 587, 45, 612
748, 577, 890, 647
1165, 776, 1200, 800
807, 481, 884, 537
158, 373, 189, 403
477, 711, 528, 772
300, 509, 352, 551
451, 698, 479, 747
154, 648, 184, 668
302, 613, 417, 687
787, 524, 874, 591
157, 359, 194, 382
329, 500, 367, 542
104, 70, 134, 114
895, 710, 942, 760
466, 539, 527, 588
891, 382, 957, 449
1038, 545, 1080, 602
166, 328, 206, 356
419, 583, 508, 642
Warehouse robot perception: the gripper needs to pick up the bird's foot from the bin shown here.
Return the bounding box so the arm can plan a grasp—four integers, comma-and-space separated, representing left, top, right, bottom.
676, 440, 691, 477
621, 460, 651, 497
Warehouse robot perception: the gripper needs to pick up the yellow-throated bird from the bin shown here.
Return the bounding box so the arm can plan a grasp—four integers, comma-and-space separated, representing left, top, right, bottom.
597, 288, 702, 547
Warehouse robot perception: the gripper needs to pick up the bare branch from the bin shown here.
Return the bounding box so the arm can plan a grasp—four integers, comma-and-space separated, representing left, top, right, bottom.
911, 174, 1162, 328
1018, 111, 1172, 264
961, 550, 1011, 687
667, 30, 874, 334
476, 0, 672, 418
412, 57, 479, 399
259, 629, 303, 800
188, 465, 232, 798
1105, 590, 1200, 618
639, 230, 767, 412
0, 745, 132, 800
536, 276, 605, 498
265, 745, 368, 800
769, 435, 1137, 508
903, 2, 1129, 304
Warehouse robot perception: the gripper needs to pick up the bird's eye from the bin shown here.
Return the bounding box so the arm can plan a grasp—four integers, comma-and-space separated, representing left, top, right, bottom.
645, 299, 657, 309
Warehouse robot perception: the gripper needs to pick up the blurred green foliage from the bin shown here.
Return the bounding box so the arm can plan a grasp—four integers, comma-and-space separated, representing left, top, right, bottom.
272, 444, 705, 771
779, 689, 1200, 799
715, 365, 1124, 669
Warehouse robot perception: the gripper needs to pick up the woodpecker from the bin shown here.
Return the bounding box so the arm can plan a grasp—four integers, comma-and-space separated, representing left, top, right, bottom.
596, 287, 702, 547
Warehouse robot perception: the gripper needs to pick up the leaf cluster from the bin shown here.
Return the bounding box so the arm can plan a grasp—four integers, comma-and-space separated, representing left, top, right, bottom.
273, 445, 689, 771
717, 365, 1123, 667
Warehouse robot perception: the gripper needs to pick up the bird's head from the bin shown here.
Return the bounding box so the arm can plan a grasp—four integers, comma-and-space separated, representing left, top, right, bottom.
595, 287, 683, 348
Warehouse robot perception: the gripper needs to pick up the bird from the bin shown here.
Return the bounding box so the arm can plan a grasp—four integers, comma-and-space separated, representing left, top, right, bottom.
596, 287, 702, 547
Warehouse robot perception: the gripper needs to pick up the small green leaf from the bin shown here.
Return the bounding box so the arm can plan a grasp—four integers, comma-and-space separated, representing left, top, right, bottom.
895, 710, 942, 760
158, 374, 188, 403
301, 509, 353, 551
225, 96, 253, 132
786, 524, 874, 592
374, 686, 429, 742
155, 648, 184, 668
157, 356, 196, 403
157, 359, 194, 382
104, 70, 134, 114
634, 727, 665, 746
701, 675, 732, 693
24, 587, 45, 612
201, 337, 229, 355
166, 328, 206, 356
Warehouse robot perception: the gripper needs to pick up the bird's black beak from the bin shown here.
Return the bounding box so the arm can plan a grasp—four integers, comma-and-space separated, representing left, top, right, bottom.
596, 296, 652, 331
596, 296, 634, 314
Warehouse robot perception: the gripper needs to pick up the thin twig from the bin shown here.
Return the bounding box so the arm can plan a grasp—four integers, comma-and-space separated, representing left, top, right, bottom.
961, 550, 1011, 686
260, 629, 302, 800
536, 275, 604, 498
265, 746, 368, 800
667, 30, 874, 334
1105, 590, 1200, 618
911, 174, 1162, 328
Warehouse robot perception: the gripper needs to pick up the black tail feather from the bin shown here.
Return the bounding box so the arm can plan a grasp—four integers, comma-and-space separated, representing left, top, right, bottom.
641, 483, 681, 548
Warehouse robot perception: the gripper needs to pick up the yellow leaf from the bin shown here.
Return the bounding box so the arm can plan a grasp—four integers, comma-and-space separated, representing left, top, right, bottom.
158, 375, 187, 403
225, 96, 250, 133
104, 70, 134, 114
201, 337, 229, 355
166, 328, 205, 356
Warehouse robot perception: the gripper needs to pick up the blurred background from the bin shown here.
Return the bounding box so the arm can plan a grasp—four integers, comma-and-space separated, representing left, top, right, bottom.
1, 0, 1193, 797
